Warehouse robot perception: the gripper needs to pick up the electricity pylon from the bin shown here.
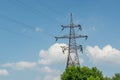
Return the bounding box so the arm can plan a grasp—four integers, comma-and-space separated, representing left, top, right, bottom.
55, 13, 88, 68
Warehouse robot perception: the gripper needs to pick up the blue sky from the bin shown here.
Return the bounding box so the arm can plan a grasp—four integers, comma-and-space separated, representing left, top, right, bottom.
0, 0, 120, 80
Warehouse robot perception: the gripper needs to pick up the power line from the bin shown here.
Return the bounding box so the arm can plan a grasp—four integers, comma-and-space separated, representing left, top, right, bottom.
14, 0, 62, 38
0, 0, 64, 42
35, 0, 66, 19
0, 13, 55, 41
15, 0, 62, 24
0, 25, 31, 39
0, 14, 35, 30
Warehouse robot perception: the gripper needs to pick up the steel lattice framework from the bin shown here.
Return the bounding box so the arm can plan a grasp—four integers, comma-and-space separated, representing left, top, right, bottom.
55, 13, 88, 68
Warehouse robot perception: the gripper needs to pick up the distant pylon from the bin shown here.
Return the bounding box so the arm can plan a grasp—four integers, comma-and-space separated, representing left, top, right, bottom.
55, 13, 88, 68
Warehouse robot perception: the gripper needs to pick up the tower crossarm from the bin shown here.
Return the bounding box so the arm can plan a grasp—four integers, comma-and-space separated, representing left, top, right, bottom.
55, 35, 69, 41
61, 24, 82, 31
75, 35, 88, 40
55, 34, 88, 41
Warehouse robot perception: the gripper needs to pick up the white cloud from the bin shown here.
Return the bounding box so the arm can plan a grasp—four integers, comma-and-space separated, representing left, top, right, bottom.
0, 43, 84, 79
35, 27, 42, 32
41, 66, 56, 73
38, 43, 84, 65
40, 66, 61, 80
0, 69, 9, 76
91, 26, 96, 31
2, 61, 37, 70
38, 43, 68, 65
38, 43, 69, 80
43, 75, 60, 80
40, 66, 60, 74
86, 45, 120, 66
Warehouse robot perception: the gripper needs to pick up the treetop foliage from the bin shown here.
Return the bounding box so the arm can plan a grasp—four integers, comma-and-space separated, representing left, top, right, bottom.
61, 65, 120, 80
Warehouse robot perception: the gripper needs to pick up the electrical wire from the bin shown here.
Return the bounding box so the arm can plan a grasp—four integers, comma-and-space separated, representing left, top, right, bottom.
15, 0, 62, 24
0, 14, 35, 30
0, 0, 66, 43
0, 25, 31, 39
0, 13, 55, 43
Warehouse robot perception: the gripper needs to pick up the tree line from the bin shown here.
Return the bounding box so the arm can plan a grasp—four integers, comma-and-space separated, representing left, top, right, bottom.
61, 66, 120, 80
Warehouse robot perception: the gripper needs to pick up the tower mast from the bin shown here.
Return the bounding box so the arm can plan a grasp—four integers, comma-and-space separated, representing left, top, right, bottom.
55, 13, 88, 68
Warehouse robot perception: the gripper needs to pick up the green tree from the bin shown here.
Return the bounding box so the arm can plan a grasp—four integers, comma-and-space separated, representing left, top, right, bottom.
61, 66, 81, 80
103, 77, 111, 80
112, 73, 120, 80
87, 76, 100, 80
61, 66, 104, 80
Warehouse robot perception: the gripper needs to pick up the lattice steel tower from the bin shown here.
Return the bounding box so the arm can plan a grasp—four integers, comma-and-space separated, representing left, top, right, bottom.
55, 13, 88, 68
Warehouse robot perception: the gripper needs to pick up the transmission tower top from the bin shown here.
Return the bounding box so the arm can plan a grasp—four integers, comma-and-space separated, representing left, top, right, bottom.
70, 13, 73, 25
55, 13, 88, 68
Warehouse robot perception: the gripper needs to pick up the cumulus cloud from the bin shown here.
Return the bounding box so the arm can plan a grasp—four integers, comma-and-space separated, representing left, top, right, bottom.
35, 27, 42, 32
91, 26, 96, 31
40, 66, 61, 74
38, 43, 68, 65
38, 43, 73, 80
43, 75, 60, 80
86, 45, 120, 66
0, 69, 9, 76
38, 43, 84, 65
0, 43, 84, 80
34, 66, 61, 80
2, 61, 37, 70
1, 43, 84, 79
40, 66, 61, 80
